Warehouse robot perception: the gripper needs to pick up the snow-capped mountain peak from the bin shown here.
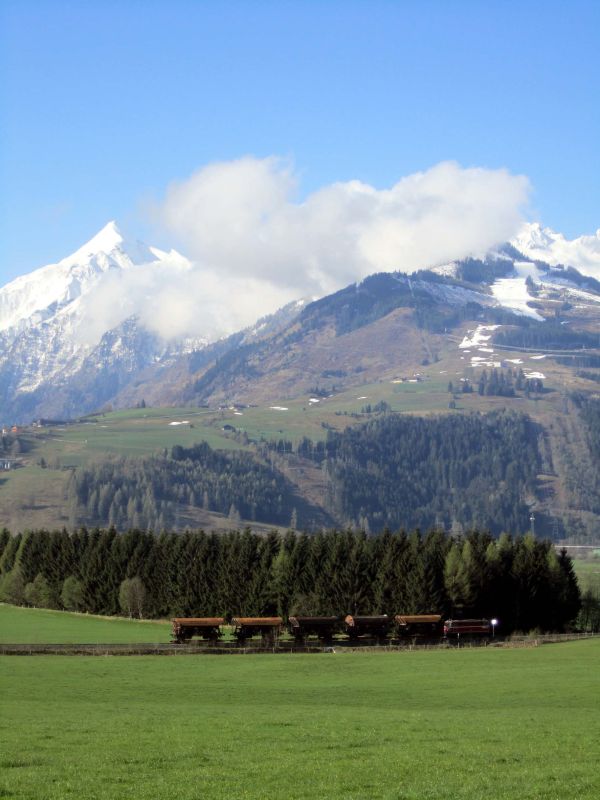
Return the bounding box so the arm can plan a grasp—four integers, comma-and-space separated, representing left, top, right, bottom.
0, 222, 200, 422
69, 219, 124, 257
0, 221, 177, 335
64, 220, 158, 267
512, 222, 600, 276
513, 222, 554, 251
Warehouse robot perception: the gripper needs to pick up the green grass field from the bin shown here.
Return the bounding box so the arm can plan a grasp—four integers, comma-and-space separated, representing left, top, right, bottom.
1, 639, 599, 799
0, 604, 171, 644
572, 557, 600, 594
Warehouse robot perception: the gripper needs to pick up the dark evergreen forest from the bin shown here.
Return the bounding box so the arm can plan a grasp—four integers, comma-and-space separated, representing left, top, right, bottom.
571, 395, 600, 514
288, 270, 524, 338
0, 527, 580, 633
578, 396, 600, 461
448, 368, 544, 398
71, 443, 308, 530
295, 411, 540, 533
69, 411, 541, 533
495, 323, 600, 351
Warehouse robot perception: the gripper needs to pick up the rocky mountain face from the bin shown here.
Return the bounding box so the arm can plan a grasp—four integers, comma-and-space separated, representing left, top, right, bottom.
0, 223, 304, 422
0, 223, 189, 421
2, 220, 600, 423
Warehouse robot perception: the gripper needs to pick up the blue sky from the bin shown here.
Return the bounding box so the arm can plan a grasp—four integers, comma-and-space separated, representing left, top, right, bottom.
1, 0, 599, 285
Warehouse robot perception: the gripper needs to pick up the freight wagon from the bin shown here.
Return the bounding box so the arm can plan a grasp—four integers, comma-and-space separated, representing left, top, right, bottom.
288, 616, 341, 643
344, 614, 391, 642
171, 618, 224, 643
443, 619, 492, 638
170, 615, 495, 646
395, 614, 443, 638
231, 617, 283, 644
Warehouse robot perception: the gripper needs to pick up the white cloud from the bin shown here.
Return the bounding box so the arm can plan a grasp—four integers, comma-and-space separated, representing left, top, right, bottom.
150, 157, 530, 338
83, 157, 531, 344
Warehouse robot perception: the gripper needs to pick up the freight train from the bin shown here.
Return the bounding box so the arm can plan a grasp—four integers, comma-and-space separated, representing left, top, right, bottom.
171, 614, 495, 644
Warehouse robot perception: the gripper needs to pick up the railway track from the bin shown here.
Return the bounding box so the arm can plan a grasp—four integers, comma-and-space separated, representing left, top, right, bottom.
1, 633, 595, 656
0, 638, 460, 655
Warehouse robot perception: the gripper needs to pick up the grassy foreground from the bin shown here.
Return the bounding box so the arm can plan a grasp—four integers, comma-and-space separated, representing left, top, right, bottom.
0, 604, 171, 644
1, 640, 599, 799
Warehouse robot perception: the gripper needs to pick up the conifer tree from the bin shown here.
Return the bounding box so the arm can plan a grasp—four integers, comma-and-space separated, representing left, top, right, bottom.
272, 533, 296, 618
0, 528, 10, 561
557, 547, 581, 627
0, 532, 22, 575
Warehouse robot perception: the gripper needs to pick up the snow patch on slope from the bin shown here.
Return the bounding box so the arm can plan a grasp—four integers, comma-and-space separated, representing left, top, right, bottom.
459, 325, 500, 349
490, 260, 544, 321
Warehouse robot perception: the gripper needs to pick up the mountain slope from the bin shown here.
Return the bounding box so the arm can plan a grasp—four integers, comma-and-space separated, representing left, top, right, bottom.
0, 223, 309, 423
3, 220, 600, 426
156, 252, 600, 409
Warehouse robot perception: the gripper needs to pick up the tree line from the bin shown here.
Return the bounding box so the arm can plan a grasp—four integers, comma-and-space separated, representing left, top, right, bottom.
0, 527, 582, 633
495, 322, 600, 351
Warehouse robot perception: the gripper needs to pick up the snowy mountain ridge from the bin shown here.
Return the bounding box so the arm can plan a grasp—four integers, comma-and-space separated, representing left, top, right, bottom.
511, 222, 600, 276
0, 221, 189, 336
0, 223, 206, 421
2, 219, 598, 343
1, 218, 599, 423
0, 222, 310, 422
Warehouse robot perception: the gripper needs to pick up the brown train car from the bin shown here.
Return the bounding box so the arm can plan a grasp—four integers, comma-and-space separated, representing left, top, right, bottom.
288, 616, 341, 642
231, 616, 283, 643
344, 614, 391, 640
171, 617, 225, 643
443, 619, 491, 637
395, 614, 443, 638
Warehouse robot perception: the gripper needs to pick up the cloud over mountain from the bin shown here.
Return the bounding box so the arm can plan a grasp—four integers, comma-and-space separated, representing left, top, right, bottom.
152, 157, 531, 335
3, 158, 532, 347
